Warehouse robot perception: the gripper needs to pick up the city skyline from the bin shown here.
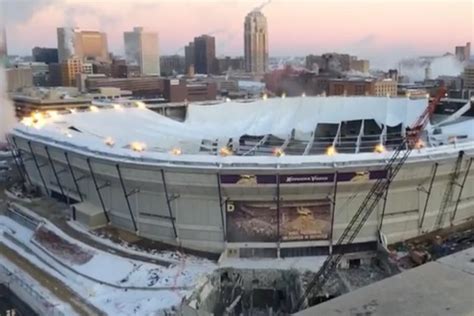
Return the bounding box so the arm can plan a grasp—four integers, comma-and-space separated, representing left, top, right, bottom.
1, 0, 473, 69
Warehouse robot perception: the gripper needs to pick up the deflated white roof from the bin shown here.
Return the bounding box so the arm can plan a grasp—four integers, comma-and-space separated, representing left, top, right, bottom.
11, 96, 474, 168
186, 96, 428, 138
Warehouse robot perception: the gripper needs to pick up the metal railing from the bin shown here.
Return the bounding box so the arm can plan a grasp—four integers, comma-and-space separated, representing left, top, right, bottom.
0, 264, 66, 316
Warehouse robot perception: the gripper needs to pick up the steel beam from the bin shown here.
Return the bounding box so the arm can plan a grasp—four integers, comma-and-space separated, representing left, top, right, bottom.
161, 169, 178, 239
378, 182, 390, 231
5, 136, 26, 184
44, 146, 66, 200
10, 137, 32, 186
451, 158, 473, 222
216, 173, 226, 242
276, 174, 281, 243
64, 152, 84, 202
419, 163, 438, 230
116, 164, 138, 232
378, 169, 392, 232
27, 141, 49, 196
86, 158, 110, 223
329, 172, 338, 254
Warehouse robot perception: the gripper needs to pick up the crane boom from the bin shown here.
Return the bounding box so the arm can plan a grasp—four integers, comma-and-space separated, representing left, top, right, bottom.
293, 87, 447, 312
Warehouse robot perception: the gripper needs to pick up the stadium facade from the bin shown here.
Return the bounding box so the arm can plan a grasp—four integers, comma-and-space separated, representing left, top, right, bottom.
7, 96, 474, 256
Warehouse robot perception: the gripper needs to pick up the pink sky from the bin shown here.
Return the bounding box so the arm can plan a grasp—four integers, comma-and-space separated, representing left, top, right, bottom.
2, 0, 473, 67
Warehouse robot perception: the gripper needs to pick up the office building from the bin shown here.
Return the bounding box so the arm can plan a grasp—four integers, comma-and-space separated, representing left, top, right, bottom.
350, 59, 370, 74
86, 76, 165, 97
0, 27, 6, 56
57, 27, 110, 63
216, 56, 245, 74
61, 57, 83, 86
32, 47, 59, 64
244, 10, 268, 74
328, 78, 375, 96
462, 64, 474, 90
374, 78, 397, 96
193, 35, 216, 74
6, 67, 33, 92
185, 42, 195, 74
111, 59, 141, 78
455, 42, 471, 62
124, 27, 160, 75
160, 55, 185, 76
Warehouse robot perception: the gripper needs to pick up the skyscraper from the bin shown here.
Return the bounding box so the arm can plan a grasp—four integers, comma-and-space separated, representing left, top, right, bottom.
184, 42, 195, 74
193, 35, 216, 75
1, 27, 8, 66
124, 27, 160, 76
57, 27, 109, 63
244, 10, 268, 74
455, 42, 471, 62
32, 47, 59, 64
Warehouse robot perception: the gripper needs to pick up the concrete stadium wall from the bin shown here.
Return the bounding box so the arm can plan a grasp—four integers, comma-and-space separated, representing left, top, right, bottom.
10, 135, 474, 255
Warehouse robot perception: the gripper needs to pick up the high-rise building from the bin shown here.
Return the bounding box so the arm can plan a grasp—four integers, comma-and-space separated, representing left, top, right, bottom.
244, 10, 268, 74
455, 42, 471, 62
0, 27, 7, 66
462, 64, 474, 90
61, 57, 83, 86
374, 78, 397, 96
193, 35, 216, 74
184, 42, 195, 74
160, 55, 185, 76
124, 27, 160, 75
6, 68, 33, 92
32, 47, 59, 64
350, 59, 370, 74
76, 30, 110, 62
216, 56, 245, 74
57, 27, 109, 63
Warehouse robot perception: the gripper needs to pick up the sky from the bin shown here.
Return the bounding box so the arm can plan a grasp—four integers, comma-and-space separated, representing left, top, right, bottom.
1, 0, 473, 68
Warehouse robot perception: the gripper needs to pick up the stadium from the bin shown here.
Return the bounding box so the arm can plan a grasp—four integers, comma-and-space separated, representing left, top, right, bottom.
7, 95, 474, 257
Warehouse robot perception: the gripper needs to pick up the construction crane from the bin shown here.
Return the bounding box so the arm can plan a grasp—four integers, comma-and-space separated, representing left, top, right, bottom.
293, 87, 447, 312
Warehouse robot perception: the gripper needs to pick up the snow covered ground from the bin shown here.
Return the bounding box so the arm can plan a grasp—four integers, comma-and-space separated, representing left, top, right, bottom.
0, 205, 330, 315
0, 214, 214, 315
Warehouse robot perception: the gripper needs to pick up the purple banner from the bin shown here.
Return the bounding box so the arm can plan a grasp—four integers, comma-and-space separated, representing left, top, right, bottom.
220, 170, 388, 185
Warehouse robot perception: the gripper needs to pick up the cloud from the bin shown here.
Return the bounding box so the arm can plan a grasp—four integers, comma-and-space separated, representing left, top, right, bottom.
1, 0, 57, 24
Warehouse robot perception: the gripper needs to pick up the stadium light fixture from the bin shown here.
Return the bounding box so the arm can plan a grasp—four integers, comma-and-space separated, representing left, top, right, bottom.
374, 144, 386, 153
32, 111, 43, 121
47, 110, 59, 119
21, 117, 33, 127
29, 112, 45, 129
104, 137, 115, 147
113, 104, 123, 111
326, 145, 337, 156
415, 139, 425, 149
219, 146, 233, 157
170, 147, 182, 155
135, 101, 147, 109
273, 147, 285, 157
130, 142, 146, 152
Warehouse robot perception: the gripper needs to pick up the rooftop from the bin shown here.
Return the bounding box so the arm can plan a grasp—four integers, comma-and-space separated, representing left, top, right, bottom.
11, 96, 474, 169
